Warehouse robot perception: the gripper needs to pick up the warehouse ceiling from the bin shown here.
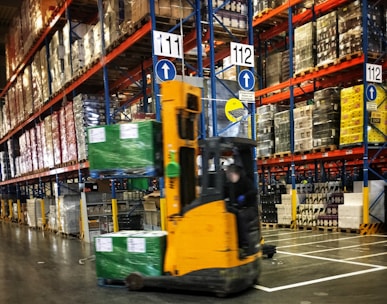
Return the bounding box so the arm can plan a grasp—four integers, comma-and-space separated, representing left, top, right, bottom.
0, 0, 22, 90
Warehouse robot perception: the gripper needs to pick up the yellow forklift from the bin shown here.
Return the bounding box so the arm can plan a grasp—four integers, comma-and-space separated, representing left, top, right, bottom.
125, 80, 262, 296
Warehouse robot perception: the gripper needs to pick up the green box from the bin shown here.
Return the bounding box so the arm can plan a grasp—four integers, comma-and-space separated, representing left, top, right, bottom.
87, 121, 162, 175
94, 230, 167, 280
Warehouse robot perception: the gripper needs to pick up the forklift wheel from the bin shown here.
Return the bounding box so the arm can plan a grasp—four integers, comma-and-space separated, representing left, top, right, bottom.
125, 272, 144, 291
268, 253, 274, 259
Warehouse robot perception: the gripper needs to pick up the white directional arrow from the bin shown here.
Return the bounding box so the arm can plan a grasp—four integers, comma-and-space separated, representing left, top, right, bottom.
243, 72, 250, 88
162, 63, 170, 79
369, 86, 375, 100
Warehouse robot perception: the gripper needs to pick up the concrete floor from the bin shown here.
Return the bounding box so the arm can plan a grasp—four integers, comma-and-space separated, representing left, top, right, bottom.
1, 222, 386, 304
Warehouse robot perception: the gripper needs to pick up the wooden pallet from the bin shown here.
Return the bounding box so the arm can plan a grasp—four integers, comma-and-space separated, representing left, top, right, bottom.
337, 227, 360, 234
294, 67, 315, 78
254, 8, 272, 19
296, 225, 316, 231
311, 145, 337, 154
315, 60, 336, 71
337, 51, 362, 63
261, 223, 278, 229
317, 226, 338, 233
274, 151, 291, 158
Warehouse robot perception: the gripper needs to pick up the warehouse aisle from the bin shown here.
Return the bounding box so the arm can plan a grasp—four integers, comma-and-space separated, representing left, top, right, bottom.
1, 222, 387, 304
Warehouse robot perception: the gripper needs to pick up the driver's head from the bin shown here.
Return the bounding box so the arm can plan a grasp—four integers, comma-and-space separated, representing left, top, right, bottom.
226, 164, 242, 183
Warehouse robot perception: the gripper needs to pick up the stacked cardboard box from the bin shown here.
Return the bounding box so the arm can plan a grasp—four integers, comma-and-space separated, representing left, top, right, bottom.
52, 112, 62, 166
266, 52, 282, 87
59, 194, 81, 235
294, 105, 313, 152
340, 84, 387, 146
338, 1, 383, 57
65, 103, 78, 163
274, 110, 290, 153
204, 0, 248, 30
0, 152, 11, 181
261, 194, 280, 223
281, 50, 290, 82
338, 193, 362, 229
313, 87, 340, 148
256, 105, 276, 157
254, 0, 283, 15
5, 0, 57, 79
316, 11, 338, 66
49, 30, 66, 94
73, 94, 112, 161
294, 22, 316, 75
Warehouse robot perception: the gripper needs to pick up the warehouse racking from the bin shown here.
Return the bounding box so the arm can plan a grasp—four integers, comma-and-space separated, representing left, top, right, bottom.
254, 0, 386, 232
0, 0, 385, 236
0, 0, 258, 238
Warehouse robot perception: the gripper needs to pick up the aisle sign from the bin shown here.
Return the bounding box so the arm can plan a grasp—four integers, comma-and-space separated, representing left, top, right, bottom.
366, 84, 377, 101
153, 30, 183, 59
155, 59, 176, 82
238, 70, 255, 91
230, 42, 254, 67
238, 90, 255, 102
366, 63, 382, 83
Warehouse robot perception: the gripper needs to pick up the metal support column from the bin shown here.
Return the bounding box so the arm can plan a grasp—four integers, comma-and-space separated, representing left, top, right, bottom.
98, 0, 112, 125
208, 0, 218, 136
361, 0, 369, 224
288, 5, 297, 226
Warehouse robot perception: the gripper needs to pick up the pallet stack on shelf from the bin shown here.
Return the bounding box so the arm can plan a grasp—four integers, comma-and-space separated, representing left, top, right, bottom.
312, 87, 341, 149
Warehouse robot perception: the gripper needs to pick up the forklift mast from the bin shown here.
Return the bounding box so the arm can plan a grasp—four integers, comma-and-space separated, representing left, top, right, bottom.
160, 80, 201, 227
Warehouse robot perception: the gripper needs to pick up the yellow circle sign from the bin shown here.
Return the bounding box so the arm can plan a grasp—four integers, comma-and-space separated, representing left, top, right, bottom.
225, 98, 245, 122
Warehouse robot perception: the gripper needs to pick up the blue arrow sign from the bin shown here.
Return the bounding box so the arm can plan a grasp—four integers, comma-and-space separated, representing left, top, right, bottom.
155, 59, 176, 82
238, 70, 255, 91
366, 84, 377, 101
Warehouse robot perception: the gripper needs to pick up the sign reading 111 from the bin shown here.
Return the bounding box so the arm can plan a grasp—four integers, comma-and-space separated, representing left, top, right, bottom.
153, 30, 183, 59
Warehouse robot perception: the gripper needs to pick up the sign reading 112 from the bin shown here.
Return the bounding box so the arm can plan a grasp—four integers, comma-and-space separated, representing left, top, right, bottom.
153, 30, 183, 59
230, 42, 254, 68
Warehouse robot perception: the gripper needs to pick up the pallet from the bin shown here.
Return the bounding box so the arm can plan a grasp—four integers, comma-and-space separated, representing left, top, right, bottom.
337, 51, 362, 63
273, 151, 291, 158
315, 60, 336, 71
317, 226, 338, 233
296, 225, 316, 231
294, 67, 315, 78
311, 145, 337, 154
97, 278, 127, 288
337, 227, 360, 234
254, 8, 272, 19
261, 223, 278, 229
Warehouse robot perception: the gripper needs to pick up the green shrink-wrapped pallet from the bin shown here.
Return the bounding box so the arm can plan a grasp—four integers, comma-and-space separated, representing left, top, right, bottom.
94, 230, 167, 280
87, 121, 162, 176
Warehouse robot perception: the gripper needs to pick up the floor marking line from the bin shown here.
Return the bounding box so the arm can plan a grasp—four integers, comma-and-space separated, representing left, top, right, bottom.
344, 252, 387, 261
300, 240, 387, 255
277, 235, 365, 249
253, 267, 385, 293
262, 231, 313, 237
266, 232, 341, 242
277, 250, 387, 269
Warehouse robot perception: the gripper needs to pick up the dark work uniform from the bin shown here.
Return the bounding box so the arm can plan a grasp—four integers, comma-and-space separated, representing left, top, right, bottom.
225, 175, 258, 248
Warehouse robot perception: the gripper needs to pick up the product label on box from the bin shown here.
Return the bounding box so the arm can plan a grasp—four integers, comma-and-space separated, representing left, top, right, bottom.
120, 124, 139, 139
95, 237, 113, 252
127, 238, 146, 253
88, 128, 106, 143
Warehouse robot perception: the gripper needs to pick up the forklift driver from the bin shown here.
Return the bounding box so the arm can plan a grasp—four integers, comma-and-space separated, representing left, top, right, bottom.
225, 164, 258, 258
